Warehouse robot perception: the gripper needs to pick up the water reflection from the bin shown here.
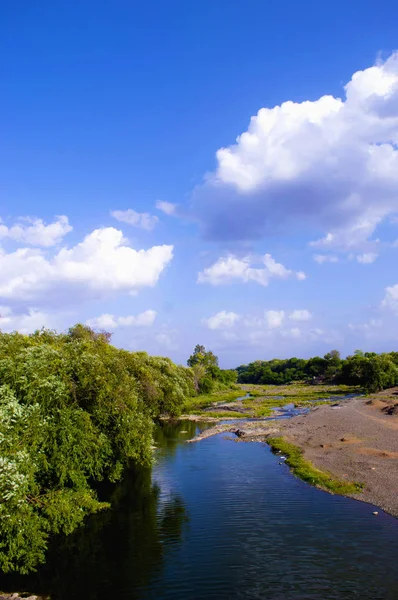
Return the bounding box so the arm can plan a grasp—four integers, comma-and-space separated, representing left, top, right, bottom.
0, 462, 188, 600
154, 419, 213, 459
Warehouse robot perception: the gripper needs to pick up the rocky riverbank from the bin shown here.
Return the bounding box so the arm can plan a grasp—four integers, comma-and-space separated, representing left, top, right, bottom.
187, 420, 280, 442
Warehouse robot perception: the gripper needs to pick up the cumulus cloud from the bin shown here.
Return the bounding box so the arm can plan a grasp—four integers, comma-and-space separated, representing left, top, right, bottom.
194, 53, 398, 250
202, 310, 240, 330
197, 253, 305, 286
356, 252, 378, 264
0, 306, 59, 334
281, 327, 301, 339
86, 309, 156, 330
265, 310, 285, 328
313, 254, 339, 264
111, 209, 159, 231
212, 308, 338, 351
0, 215, 72, 247
382, 284, 398, 313
0, 227, 173, 305
289, 309, 312, 321
153, 327, 179, 350
349, 318, 382, 332
156, 200, 177, 215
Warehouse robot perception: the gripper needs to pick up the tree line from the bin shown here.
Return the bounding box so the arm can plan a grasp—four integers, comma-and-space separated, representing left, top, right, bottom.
0, 328, 233, 575
237, 349, 398, 392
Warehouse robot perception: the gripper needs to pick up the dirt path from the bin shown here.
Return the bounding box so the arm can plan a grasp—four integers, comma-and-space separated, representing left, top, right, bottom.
282, 396, 398, 516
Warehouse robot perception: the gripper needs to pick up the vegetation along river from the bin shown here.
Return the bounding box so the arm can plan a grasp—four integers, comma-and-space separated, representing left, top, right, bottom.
3, 419, 398, 600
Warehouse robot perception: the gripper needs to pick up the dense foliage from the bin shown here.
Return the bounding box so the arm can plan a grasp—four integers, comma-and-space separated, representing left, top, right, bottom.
0, 325, 195, 574
237, 349, 398, 392
187, 344, 237, 393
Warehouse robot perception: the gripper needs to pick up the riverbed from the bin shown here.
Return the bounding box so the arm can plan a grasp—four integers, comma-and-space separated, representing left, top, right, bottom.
4, 419, 398, 599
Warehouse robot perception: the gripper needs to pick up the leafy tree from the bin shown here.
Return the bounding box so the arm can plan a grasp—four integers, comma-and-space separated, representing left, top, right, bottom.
0, 325, 195, 574
186, 345, 237, 393
362, 355, 398, 392
187, 344, 218, 369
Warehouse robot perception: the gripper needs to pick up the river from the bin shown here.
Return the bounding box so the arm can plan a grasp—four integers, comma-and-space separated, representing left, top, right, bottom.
3, 419, 398, 599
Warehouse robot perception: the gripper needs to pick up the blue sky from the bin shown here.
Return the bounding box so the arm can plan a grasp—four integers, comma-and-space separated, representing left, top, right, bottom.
1, 0, 398, 367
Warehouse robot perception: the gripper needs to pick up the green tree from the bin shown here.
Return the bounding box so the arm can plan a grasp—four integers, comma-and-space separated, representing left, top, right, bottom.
0, 326, 195, 574
187, 344, 219, 369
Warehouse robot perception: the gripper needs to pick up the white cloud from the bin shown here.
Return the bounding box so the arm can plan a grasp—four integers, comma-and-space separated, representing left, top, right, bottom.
349, 318, 382, 332
197, 253, 305, 286
382, 284, 398, 313
0, 227, 173, 304
202, 310, 240, 330
265, 310, 285, 328
281, 327, 302, 338
196, 53, 398, 250
217, 311, 338, 349
0, 306, 59, 334
313, 254, 339, 264
0, 216, 72, 247
156, 200, 177, 215
356, 252, 378, 264
207, 306, 344, 354
86, 309, 156, 330
154, 328, 178, 350
289, 309, 312, 321
111, 209, 159, 231
85, 314, 117, 330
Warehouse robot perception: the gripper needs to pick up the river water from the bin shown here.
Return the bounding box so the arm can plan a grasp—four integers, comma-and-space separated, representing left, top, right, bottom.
3, 419, 398, 599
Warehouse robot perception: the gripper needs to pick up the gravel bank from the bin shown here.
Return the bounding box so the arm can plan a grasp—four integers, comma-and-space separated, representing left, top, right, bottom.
282, 395, 398, 517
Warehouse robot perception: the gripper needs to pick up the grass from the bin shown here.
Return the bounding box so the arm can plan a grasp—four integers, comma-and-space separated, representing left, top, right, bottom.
241, 382, 359, 399
267, 436, 364, 495
200, 410, 248, 419
182, 388, 243, 414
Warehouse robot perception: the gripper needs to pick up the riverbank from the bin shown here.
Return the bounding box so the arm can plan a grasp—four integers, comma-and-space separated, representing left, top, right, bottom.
187, 391, 398, 518
282, 392, 398, 517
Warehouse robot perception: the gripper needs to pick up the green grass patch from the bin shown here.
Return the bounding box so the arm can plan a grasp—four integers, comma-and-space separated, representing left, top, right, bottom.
200, 410, 247, 419
182, 389, 244, 413
267, 437, 364, 495
241, 382, 360, 399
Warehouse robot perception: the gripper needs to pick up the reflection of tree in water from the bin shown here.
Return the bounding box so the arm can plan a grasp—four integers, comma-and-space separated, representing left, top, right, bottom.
0, 465, 188, 600
154, 419, 213, 460
154, 419, 198, 458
